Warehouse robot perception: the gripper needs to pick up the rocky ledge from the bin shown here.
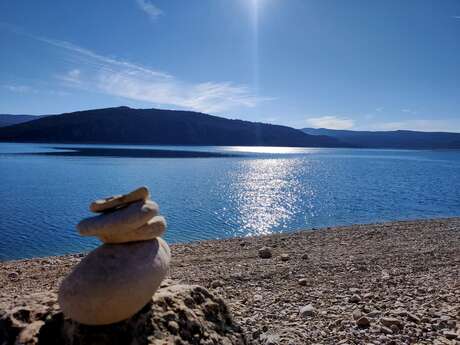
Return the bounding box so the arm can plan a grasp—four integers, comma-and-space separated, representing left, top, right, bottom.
0, 281, 247, 345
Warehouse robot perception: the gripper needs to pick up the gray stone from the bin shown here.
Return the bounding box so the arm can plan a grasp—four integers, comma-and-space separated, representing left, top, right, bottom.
444, 331, 458, 340
299, 304, 315, 318
379, 326, 393, 334
349, 294, 361, 303
210, 280, 223, 288
7, 271, 19, 281
381, 317, 403, 329
280, 253, 289, 261
367, 310, 381, 318
356, 316, 371, 328
258, 246, 272, 259
298, 278, 308, 286
352, 309, 362, 320
407, 312, 421, 323
259, 332, 280, 345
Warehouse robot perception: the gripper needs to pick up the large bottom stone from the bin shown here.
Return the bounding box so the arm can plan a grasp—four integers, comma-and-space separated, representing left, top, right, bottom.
58, 238, 170, 325
0, 284, 248, 345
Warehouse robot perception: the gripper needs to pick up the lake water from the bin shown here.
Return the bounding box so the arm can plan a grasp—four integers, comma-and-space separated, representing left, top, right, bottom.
1, 143, 459, 260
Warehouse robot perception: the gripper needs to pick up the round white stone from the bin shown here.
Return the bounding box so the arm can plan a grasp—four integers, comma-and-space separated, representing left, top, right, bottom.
58, 238, 170, 325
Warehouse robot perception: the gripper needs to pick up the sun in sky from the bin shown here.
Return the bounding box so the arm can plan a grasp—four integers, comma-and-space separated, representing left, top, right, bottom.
0, 0, 460, 131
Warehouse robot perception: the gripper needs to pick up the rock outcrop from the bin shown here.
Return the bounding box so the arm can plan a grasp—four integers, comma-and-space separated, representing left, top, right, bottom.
0, 282, 248, 345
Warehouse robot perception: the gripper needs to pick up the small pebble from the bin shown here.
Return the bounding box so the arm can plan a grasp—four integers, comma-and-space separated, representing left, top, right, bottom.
210, 280, 223, 288
352, 309, 362, 320
299, 304, 315, 318
444, 331, 458, 340
258, 247, 272, 259
7, 272, 19, 282
356, 316, 371, 328
349, 294, 361, 303
381, 317, 403, 329
298, 278, 307, 286
380, 326, 393, 334
167, 321, 179, 334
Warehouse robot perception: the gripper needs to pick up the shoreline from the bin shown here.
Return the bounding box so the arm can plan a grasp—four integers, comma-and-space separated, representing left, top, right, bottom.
3, 141, 460, 151
1, 217, 459, 343
2, 216, 460, 263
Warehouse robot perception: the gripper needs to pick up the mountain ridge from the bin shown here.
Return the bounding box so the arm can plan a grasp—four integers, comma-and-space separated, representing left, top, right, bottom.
1, 108, 459, 149
0, 107, 341, 147
302, 127, 460, 149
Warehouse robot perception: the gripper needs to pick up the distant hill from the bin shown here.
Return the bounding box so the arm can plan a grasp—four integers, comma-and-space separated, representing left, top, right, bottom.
0, 107, 341, 147
0, 114, 41, 127
301, 128, 460, 149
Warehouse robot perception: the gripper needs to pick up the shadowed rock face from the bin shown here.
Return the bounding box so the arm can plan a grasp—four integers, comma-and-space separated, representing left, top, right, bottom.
0, 283, 248, 345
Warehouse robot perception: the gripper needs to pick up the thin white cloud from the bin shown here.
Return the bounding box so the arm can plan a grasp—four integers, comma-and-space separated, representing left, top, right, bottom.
305, 116, 354, 130
38, 37, 171, 79
453, 16, 460, 19
2, 83, 70, 96
136, 0, 163, 20
31, 36, 267, 113
2, 84, 34, 93
96, 71, 263, 113
401, 108, 417, 115
58, 69, 81, 84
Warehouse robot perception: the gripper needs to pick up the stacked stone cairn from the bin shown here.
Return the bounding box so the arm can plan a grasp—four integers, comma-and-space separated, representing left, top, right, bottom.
58, 186, 171, 325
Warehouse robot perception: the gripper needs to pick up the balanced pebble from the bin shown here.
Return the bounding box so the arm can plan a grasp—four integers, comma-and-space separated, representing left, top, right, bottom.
90, 186, 149, 213
78, 200, 158, 238
98, 216, 166, 244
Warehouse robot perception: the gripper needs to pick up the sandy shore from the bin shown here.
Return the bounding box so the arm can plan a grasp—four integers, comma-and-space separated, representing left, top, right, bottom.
1, 218, 459, 344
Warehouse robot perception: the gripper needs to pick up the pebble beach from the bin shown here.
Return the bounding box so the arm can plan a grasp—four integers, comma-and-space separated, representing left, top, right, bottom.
1, 218, 459, 344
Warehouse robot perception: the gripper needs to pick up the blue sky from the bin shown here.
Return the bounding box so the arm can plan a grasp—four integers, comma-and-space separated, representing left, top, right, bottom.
1, 0, 459, 131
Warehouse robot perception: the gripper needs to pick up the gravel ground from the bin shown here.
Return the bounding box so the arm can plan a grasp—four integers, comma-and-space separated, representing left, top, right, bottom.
1, 218, 459, 344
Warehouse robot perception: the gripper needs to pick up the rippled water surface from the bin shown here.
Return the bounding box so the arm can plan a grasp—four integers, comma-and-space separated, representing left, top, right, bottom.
1, 143, 459, 260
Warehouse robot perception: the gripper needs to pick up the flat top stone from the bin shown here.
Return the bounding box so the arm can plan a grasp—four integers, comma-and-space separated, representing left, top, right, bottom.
78, 200, 159, 238
90, 186, 150, 213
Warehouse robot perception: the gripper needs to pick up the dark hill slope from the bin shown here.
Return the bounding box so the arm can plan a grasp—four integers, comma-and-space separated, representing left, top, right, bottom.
0, 114, 41, 127
302, 128, 460, 149
0, 107, 341, 147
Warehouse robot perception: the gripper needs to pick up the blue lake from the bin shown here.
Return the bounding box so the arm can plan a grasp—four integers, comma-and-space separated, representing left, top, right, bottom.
1, 143, 459, 260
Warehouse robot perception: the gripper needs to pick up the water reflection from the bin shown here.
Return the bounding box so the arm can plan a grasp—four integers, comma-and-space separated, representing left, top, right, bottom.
229, 158, 305, 236
221, 146, 321, 154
